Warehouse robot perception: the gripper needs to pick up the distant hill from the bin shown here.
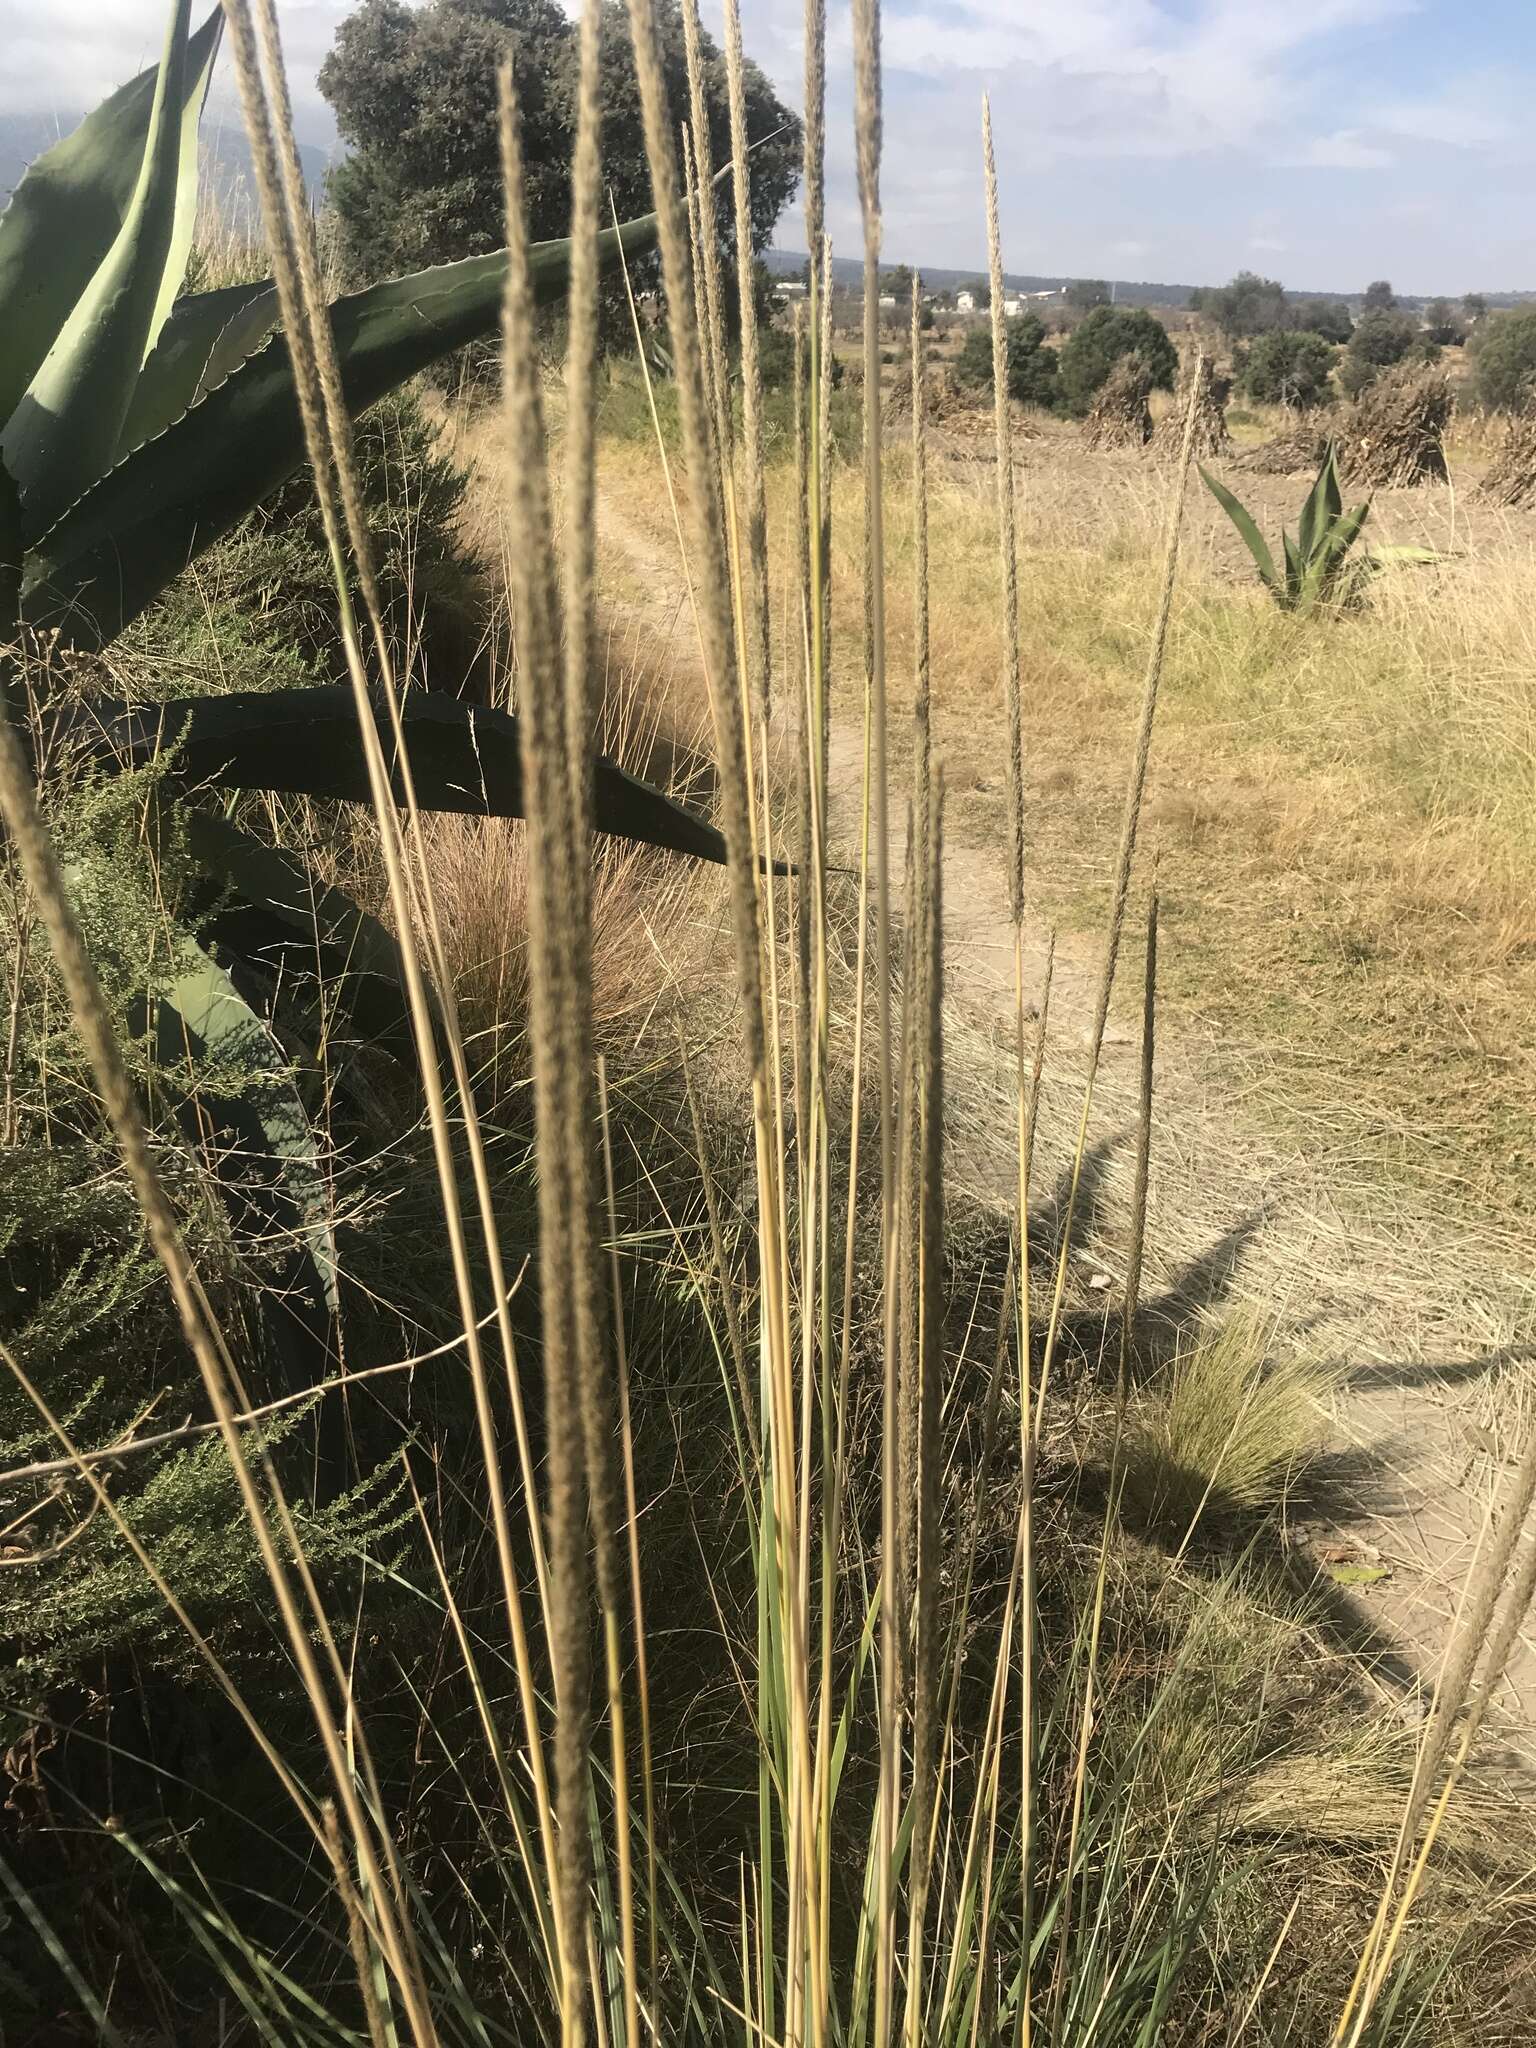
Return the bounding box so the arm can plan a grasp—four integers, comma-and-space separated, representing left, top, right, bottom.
763, 248, 1536, 316
1, 109, 331, 217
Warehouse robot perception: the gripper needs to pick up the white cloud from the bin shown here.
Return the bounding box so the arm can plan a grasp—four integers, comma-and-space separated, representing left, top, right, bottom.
1279, 129, 1395, 169
0, 0, 345, 133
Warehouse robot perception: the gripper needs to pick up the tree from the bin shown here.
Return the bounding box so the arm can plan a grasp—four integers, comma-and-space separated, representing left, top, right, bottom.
1065, 278, 1109, 314
1462, 291, 1488, 326
1363, 279, 1397, 311
1291, 297, 1353, 344
1056, 305, 1177, 416
953, 315, 1059, 408
319, 0, 801, 299
1241, 330, 1337, 408
1339, 308, 1429, 397
1423, 297, 1465, 347
965, 277, 991, 310
1197, 270, 1288, 340
1470, 308, 1536, 410
880, 264, 915, 302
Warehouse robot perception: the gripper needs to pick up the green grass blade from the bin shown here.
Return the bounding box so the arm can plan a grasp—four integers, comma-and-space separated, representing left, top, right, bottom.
0, 454, 19, 644
0, 4, 223, 434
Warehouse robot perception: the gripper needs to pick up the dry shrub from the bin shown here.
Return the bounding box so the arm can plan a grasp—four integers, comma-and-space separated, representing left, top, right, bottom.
1158, 355, 1229, 460
1236, 416, 1331, 475
1339, 364, 1453, 489
1477, 406, 1536, 508
1083, 355, 1154, 451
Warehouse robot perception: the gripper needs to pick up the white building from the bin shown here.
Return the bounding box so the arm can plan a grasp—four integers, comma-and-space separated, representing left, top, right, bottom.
956, 289, 977, 313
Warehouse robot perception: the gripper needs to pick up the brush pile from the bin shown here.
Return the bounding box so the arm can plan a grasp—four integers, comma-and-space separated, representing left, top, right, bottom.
1338, 364, 1452, 488
1158, 355, 1230, 459
1083, 355, 1154, 451
1237, 417, 1331, 475
1477, 404, 1536, 507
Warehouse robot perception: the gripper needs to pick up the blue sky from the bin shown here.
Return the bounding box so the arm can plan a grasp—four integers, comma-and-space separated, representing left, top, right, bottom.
5, 1, 1536, 293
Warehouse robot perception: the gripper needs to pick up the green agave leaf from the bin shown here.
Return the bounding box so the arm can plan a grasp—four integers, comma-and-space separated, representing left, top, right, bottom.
0, 5, 223, 436
23, 212, 662, 650
152, 931, 338, 1317
1199, 465, 1281, 599
46, 685, 731, 864
4, 0, 218, 536
117, 278, 281, 460
183, 808, 417, 1066
0, 455, 19, 647
1299, 498, 1371, 611
1367, 543, 1442, 566
1280, 527, 1303, 606
1295, 447, 1342, 567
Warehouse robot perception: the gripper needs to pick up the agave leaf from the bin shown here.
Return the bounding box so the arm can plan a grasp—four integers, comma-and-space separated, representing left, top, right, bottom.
44, 685, 730, 864
1299, 498, 1372, 611
1367, 544, 1442, 566
0, 456, 19, 646
1295, 448, 1342, 566
117, 278, 281, 461
4, 1, 219, 535
23, 213, 662, 650
152, 932, 338, 1317
183, 808, 417, 1066
0, 5, 223, 436
1280, 528, 1303, 606
1199, 466, 1281, 598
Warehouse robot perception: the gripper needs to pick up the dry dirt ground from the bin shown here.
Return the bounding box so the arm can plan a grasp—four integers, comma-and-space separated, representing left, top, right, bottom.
467, 410, 1536, 1770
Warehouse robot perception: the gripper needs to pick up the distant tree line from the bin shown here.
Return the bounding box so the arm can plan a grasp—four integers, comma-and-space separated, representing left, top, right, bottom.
1186, 267, 1535, 411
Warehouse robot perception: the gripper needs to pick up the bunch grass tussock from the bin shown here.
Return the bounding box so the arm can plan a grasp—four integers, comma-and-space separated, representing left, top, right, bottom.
1341, 363, 1454, 489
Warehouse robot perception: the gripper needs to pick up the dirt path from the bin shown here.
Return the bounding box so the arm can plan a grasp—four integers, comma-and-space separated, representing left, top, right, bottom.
572, 437, 1536, 1764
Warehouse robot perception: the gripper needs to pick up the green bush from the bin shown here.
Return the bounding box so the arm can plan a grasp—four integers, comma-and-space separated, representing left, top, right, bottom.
1056, 305, 1177, 416
1339, 310, 1434, 400
1241, 330, 1337, 409
123, 384, 484, 698
952, 315, 1060, 408
1470, 307, 1536, 410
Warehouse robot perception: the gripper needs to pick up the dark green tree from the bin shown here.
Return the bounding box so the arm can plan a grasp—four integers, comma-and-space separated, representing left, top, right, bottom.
1065, 278, 1109, 314
1290, 297, 1353, 344
319, 0, 801, 295
1339, 308, 1428, 397
1363, 278, 1397, 311
953, 315, 1059, 408
1462, 291, 1488, 326
1056, 305, 1177, 415
1423, 297, 1465, 346
1240, 330, 1336, 408
1197, 270, 1288, 339
1470, 307, 1536, 410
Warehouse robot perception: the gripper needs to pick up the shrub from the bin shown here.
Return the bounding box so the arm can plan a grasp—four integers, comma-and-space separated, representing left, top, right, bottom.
1470, 307, 1536, 410
1056, 305, 1178, 416
1339, 310, 1433, 399
1241, 330, 1337, 409
952, 315, 1060, 408
1424, 297, 1466, 347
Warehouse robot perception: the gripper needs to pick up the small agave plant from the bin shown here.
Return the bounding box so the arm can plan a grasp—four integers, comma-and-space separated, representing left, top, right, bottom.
0, 1, 725, 1374
1200, 443, 1436, 616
